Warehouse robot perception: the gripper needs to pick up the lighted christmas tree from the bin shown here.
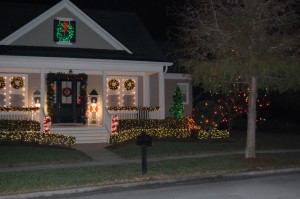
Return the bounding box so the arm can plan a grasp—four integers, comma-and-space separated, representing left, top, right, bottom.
169, 86, 184, 119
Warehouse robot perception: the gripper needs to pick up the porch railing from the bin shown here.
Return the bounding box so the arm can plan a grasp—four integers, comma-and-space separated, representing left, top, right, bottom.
104, 107, 160, 134
0, 111, 40, 121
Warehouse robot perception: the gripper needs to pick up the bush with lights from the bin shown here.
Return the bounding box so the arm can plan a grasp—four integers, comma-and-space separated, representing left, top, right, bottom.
109, 117, 230, 144
0, 120, 76, 147
0, 131, 76, 147
0, 120, 40, 131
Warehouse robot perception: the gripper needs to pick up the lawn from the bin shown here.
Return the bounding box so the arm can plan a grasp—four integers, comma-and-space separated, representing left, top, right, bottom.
106, 132, 300, 159
1, 152, 300, 195
1, 132, 300, 196
0, 145, 92, 167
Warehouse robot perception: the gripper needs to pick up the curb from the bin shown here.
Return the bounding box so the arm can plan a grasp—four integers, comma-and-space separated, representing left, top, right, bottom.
1, 167, 300, 199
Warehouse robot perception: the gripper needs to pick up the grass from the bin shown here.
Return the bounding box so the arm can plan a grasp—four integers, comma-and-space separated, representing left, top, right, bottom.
0, 145, 92, 167
107, 132, 300, 159
1, 152, 300, 195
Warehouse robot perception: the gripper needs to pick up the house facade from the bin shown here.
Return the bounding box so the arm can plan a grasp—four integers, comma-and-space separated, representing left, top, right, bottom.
0, 0, 192, 143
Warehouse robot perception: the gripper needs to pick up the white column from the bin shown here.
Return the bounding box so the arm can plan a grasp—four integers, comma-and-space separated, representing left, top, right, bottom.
143, 73, 150, 107
40, 68, 45, 130
102, 70, 107, 126
159, 70, 165, 119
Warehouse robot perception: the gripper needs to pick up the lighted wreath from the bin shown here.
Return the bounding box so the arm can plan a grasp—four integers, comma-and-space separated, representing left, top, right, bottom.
108, 79, 120, 90
0, 77, 5, 89
10, 77, 24, 89
124, 79, 135, 91
56, 21, 75, 42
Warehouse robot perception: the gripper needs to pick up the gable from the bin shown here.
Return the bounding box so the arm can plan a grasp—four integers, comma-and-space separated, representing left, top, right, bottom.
11, 8, 116, 50
0, 1, 169, 62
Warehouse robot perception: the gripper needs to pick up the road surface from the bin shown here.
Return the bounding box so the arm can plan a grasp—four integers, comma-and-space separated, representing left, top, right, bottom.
49, 172, 300, 199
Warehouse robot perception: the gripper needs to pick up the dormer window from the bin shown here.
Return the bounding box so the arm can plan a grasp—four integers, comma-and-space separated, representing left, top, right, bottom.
54, 18, 76, 44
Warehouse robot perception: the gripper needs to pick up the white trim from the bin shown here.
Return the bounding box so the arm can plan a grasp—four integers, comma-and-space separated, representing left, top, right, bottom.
0, 0, 132, 54
159, 70, 165, 119
143, 74, 150, 106
177, 83, 189, 105
0, 55, 172, 71
165, 73, 191, 80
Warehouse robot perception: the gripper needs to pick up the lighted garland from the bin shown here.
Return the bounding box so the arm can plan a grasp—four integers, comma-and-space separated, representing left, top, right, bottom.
10, 77, 24, 89
124, 79, 135, 90
108, 79, 120, 90
0, 77, 5, 89
56, 21, 75, 42
46, 72, 88, 124
0, 107, 39, 112
108, 106, 159, 111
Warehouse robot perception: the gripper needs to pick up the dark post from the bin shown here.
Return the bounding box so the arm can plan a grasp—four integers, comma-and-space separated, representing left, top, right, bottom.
141, 144, 147, 175
136, 131, 152, 175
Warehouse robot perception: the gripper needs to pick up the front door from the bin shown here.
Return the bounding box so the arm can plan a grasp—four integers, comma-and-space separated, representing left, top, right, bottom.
52, 80, 82, 123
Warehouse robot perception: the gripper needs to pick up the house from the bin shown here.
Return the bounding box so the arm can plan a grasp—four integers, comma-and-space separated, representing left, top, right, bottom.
0, 0, 192, 143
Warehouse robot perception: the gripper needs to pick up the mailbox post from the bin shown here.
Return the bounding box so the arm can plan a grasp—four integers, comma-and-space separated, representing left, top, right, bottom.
136, 132, 152, 175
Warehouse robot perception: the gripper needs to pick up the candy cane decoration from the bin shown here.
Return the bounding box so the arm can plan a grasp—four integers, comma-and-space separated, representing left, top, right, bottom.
111, 115, 119, 134
43, 116, 52, 134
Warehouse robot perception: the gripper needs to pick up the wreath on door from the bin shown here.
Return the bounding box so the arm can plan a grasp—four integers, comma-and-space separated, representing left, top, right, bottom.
63, 87, 72, 97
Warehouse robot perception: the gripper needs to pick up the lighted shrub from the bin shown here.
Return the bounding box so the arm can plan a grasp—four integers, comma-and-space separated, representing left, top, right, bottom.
0, 131, 76, 147
0, 120, 40, 131
110, 118, 230, 144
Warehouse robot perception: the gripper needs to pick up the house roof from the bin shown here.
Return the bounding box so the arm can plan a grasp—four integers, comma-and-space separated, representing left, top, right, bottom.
0, 1, 169, 62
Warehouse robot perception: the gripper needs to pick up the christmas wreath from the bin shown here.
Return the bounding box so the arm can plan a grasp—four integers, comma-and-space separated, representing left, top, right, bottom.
10, 77, 24, 89
63, 87, 72, 97
108, 79, 120, 90
0, 77, 5, 89
56, 21, 75, 42
124, 79, 135, 90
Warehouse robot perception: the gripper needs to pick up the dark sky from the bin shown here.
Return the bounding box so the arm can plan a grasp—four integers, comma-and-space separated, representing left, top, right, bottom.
0, 0, 175, 40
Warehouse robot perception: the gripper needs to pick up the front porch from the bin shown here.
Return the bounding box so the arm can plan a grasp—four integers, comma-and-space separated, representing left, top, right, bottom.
0, 107, 160, 144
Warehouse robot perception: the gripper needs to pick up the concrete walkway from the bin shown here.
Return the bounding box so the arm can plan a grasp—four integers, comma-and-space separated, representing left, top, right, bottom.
1, 144, 300, 173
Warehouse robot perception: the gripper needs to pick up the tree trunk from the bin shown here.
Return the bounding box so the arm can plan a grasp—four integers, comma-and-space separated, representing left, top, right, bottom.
245, 76, 258, 158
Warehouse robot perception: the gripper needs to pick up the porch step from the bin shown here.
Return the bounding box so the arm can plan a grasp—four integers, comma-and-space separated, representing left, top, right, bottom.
51, 126, 110, 144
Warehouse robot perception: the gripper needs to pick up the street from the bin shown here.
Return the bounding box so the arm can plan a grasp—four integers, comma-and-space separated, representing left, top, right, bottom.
50, 173, 300, 199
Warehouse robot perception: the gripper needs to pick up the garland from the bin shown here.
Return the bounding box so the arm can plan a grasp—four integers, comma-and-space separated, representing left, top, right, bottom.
10, 77, 24, 89
46, 72, 88, 124
108, 106, 159, 111
124, 79, 135, 91
108, 79, 120, 90
0, 107, 39, 112
0, 77, 5, 89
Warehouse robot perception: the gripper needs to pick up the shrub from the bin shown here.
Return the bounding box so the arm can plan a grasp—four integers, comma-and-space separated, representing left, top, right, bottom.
0, 120, 40, 131
110, 117, 230, 144
0, 131, 76, 147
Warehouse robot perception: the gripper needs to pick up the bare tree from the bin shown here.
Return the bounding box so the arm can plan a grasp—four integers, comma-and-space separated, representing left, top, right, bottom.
172, 0, 300, 158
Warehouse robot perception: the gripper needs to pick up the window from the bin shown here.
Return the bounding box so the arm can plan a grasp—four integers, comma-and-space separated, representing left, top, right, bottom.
54, 18, 76, 44
177, 83, 189, 105
107, 77, 138, 107
0, 74, 28, 107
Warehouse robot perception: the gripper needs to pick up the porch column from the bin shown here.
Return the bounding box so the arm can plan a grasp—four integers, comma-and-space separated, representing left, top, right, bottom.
40, 68, 45, 130
102, 70, 107, 126
159, 70, 165, 119
143, 74, 150, 106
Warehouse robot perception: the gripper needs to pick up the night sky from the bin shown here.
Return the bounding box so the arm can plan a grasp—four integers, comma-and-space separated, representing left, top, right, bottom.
0, 0, 175, 40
